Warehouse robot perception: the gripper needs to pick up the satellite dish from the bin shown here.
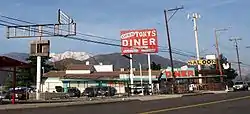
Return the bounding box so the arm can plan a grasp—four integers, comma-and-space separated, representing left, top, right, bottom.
223, 63, 230, 69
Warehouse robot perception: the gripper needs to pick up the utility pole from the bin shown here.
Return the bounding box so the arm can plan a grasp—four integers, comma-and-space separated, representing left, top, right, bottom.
229, 37, 243, 81
188, 13, 202, 84
214, 27, 230, 82
163, 6, 184, 94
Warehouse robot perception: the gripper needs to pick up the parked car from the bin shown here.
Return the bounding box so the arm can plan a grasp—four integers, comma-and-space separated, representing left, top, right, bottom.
66, 87, 81, 98
0, 91, 7, 104
82, 86, 99, 97
233, 81, 248, 91
99, 86, 117, 96
5, 89, 29, 100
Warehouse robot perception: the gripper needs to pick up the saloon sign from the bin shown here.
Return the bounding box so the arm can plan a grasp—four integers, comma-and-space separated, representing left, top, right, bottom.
187, 59, 216, 66
120, 29, 158, 54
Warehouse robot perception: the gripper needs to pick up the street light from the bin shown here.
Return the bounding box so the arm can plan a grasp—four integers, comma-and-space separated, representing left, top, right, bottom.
214, 27, 231, 82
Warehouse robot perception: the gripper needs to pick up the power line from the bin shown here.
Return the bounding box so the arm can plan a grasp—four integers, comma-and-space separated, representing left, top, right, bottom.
0, 16, 196, 58
0, 14, 197, 56
0, 21, 194, 57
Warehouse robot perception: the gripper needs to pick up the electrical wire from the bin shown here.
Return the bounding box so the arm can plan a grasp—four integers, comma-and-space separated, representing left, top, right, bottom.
0, 15, 196, 58
0, 14, 197, 56
0, 21, 195, 58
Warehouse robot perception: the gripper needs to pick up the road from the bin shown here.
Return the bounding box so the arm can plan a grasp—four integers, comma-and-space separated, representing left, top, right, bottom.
1, 91, 250, 114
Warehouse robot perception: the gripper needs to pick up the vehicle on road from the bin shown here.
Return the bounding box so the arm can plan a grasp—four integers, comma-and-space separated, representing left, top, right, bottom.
233, 81, 249, 91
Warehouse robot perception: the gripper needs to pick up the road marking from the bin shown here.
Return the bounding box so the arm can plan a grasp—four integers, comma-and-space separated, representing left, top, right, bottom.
139, 95, 250, 114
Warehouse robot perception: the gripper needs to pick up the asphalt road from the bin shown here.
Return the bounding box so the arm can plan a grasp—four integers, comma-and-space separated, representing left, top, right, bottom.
1, 91, 250, 114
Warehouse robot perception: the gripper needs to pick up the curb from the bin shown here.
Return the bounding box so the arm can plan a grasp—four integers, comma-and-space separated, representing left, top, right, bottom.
182, 92, 214, 97
0, 99, 139, 110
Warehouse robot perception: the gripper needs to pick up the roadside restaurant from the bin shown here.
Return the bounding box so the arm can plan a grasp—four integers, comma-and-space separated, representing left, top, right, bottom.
159, 67, 226, 93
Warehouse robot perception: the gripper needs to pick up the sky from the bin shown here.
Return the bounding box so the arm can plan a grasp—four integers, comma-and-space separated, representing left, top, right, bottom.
0, 0, 250, 70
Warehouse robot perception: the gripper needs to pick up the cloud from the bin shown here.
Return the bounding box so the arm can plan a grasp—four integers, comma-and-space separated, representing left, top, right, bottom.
15, 3, 21, 7
210, 0, 237, 8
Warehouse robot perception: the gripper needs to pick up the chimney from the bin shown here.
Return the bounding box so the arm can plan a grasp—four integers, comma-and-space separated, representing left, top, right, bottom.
120, 68, 125, 71
86, 61, 90, 65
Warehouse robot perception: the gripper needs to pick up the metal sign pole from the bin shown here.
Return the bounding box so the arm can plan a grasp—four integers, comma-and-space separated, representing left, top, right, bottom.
129, 54, 134, 95
36, 25, 42, 100
36, 56, 41, 100
139, 63, 143, 95
148, 53, 153, 95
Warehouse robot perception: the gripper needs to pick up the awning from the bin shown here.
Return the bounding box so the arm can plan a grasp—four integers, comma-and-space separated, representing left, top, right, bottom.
0, 56, 30, 69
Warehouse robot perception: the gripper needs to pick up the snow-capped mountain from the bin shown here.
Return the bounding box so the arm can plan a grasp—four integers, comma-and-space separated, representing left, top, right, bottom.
50, 51, 91, 62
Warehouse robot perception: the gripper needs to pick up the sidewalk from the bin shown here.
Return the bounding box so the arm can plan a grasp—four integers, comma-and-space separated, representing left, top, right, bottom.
0, 98, 136, 110
125, 94, 182, 101
0, 90, 228, 110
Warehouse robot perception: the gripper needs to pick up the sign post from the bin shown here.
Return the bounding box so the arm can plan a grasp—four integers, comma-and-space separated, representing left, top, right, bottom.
148, 53, 153, 94
129, 54, 134, 95
6, 9, 76, 100
120, 28, 158, 95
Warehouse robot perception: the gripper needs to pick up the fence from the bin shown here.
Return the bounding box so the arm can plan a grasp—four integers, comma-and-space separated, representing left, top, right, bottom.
41, 82, 63, 93
159, 82, 226, 94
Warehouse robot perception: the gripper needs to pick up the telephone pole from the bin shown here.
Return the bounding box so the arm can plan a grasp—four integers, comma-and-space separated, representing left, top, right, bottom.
214, 27, 230, 82
163, 6, 184, 94
229, 37, 243, 81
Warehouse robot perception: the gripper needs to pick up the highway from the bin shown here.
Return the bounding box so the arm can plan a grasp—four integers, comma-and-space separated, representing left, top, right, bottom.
1, 91, 250, 114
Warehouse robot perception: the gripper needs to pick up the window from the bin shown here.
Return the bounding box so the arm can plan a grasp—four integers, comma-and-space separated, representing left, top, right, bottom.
235, 82, 243, 85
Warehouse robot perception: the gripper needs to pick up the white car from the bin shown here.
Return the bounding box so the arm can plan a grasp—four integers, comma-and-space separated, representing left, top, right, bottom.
233, 82, 248, 91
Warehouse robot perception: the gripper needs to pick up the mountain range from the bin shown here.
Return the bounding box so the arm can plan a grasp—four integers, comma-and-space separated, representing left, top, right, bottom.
2, 51, 250, 80
50, 51, 92, 62
2, 51, 186, 70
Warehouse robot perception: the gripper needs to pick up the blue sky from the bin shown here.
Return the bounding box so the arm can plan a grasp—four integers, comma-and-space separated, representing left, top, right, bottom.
0, 0, 249, 67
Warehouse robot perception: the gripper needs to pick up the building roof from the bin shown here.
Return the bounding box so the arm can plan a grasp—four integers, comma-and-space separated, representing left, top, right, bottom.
120, 70, 161, 76
0, 56, 30, 68
43, 71, 66, 77
43, 70, 161, 79
64, 72, 121, 79
67, 64, 93, 70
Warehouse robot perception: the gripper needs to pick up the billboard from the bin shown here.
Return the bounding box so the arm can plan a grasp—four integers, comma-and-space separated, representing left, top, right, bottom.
187, 59, 216, 66
120, 29, 158, 54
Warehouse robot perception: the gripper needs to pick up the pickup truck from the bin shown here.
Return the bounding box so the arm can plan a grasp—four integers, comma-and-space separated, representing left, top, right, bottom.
233, 82, 249, 91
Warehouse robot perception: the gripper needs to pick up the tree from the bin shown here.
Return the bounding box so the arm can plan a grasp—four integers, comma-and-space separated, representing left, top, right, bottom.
4, 56, 55, 88
211, 54, 238, 82
151, 62, 161, 70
